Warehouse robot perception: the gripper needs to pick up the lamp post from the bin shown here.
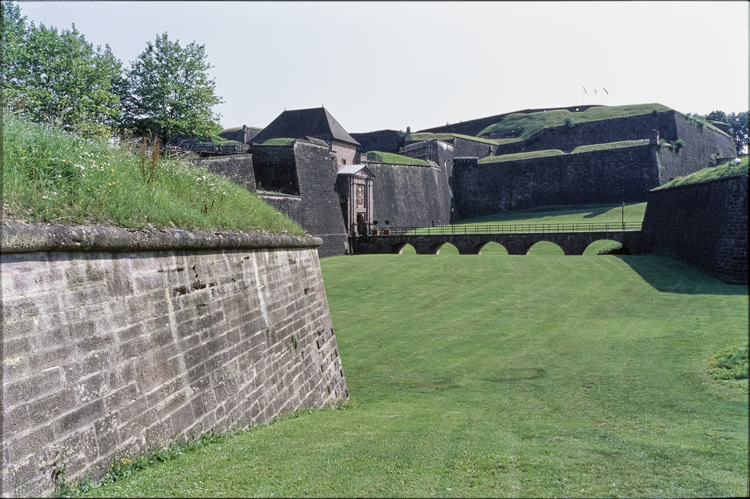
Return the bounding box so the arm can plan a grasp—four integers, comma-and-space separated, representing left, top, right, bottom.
621, 188, 625, 230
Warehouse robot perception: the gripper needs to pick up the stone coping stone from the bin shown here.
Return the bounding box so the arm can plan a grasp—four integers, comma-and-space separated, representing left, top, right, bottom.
1, 223, 322, 253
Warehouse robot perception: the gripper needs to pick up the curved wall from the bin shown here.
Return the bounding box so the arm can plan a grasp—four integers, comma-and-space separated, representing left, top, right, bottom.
1, 224, 348, 497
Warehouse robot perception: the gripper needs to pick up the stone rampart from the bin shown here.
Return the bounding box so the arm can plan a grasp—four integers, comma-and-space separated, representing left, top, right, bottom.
367, 162, 452, 229
195, 154, 257, 193
640, 174, 748, 283
1, 224, 348, 497
453, 143, 659, 219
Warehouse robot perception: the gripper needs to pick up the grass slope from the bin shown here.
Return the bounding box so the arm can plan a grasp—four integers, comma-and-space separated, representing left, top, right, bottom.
1, 116, 304, 235
366, 151, 431, 166
407, 132, 501, 146
477, 103, 674, 141
76, 254, 748, 498
655, 156, 748, 190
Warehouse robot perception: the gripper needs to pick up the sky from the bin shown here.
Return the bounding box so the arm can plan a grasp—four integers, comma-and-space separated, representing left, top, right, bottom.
16, 1, 750, 134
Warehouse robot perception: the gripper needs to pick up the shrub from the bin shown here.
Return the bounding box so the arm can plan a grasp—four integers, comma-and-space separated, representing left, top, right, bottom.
564, 116, 575, 128
652, 109, 659, 116
673, 139, 685, 151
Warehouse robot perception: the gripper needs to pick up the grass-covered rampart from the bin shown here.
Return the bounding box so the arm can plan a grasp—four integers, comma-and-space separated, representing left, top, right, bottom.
478, 103, 675, 141
406, 132, 500, 146
366, 150, 431, 166
654, 156, 748, 190
1, 115, 304, 235
478, 139, 651, 164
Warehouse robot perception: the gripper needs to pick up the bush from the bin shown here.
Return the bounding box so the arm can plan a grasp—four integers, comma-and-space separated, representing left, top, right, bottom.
564, 116, 575, 128
673, 139, 685, 151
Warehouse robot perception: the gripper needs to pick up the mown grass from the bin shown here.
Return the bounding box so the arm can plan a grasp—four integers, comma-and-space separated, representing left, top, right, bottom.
655, 156, 748, 190
1, 115, 304, 235
366, 150, 431, 166
72, 253, 748, 498
477, 103, 674, 141
455, 202, 647, 227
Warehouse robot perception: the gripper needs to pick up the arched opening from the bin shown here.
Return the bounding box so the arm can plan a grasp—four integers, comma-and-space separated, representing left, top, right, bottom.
583, 239, 630, 256
476, 241, 508, 255
526, 241, 564, 256
431, 242, 459, 255
392, 243, 416, 255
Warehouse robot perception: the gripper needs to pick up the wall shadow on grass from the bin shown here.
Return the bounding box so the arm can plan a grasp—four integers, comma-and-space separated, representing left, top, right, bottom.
615, 255, 748, 295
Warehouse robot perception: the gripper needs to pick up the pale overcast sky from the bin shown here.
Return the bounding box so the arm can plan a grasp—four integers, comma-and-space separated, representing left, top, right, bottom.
17, 1, 750, 133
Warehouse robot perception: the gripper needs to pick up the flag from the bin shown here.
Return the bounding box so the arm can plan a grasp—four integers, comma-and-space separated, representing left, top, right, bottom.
603, 87, 609, 95
582, 86, 587, 94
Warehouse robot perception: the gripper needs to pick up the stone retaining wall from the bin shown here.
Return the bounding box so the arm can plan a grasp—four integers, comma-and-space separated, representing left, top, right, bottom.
640, 174, 748, 283
1, 224, 348, 497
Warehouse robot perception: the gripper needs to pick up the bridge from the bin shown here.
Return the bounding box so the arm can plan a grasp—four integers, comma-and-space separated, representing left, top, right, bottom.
353, 222, 643, 255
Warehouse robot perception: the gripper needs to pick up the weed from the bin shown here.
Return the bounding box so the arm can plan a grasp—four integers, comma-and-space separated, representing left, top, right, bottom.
708, 344, 749, 381
673, 139, 685, 152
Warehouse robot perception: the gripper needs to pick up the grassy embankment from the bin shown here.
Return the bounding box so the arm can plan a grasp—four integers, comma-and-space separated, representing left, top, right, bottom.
366, 151, 431, 166
406, 132, 500, 146
1, 115, 303, 235
476, 103, 703, 143
655, 156, 748, 190
72, 251, 748, 498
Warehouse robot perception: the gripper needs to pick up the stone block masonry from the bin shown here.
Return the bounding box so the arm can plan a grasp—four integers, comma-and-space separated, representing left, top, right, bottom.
1, 224, 349, 497
640, 174, 748, 284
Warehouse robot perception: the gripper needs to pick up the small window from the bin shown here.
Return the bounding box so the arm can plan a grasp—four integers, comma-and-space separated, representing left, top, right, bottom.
342, 159, 346, 165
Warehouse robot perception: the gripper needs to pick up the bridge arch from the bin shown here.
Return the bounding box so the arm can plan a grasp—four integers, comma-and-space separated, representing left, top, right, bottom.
583, 239, 630, 255
391, 242, 416, 254
526, 240, 565, 255
430, 241, 459, 255
475, 241, 508, 255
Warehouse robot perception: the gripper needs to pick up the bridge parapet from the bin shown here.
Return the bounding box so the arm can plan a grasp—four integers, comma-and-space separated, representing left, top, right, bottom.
355, 230, 642, 255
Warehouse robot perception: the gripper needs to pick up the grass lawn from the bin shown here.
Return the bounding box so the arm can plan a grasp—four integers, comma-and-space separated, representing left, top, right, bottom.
76, 253, 748, 498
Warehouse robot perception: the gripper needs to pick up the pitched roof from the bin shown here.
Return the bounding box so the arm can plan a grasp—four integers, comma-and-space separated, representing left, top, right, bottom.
337, 164, 375, 177
250, 107, 360, 146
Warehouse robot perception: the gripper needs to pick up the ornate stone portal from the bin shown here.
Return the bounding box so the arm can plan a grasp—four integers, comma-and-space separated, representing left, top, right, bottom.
336, 164, 375, 236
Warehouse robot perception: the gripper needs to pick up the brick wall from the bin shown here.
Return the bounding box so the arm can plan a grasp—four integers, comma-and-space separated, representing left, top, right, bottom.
640, 174, 748, 283
1, 224, 348, 497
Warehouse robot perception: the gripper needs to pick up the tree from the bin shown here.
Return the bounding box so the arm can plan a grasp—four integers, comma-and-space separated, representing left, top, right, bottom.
119, 33, 224, 145
726, 111, 749, 155
705, 110, 728, 123
1, 2, 123, 138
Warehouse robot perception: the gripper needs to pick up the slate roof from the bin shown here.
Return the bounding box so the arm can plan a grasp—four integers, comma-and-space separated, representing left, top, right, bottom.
250, 107, 360, 146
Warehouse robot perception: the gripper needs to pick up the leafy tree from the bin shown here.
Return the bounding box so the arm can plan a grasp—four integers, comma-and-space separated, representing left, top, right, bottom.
726, 111, 749, 155
1, 2, 123, 138
706, 110, 728, 123
119, 33, 224, 145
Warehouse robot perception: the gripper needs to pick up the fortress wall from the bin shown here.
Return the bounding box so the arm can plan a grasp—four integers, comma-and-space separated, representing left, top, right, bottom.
367, 162, 451, 229
257, 192, 303, 224
453, 144, 659, 219
293, 142, 349, 257
251, 143, 349, 257
492, 111, 679, 156
655, 114, 737, 184
453, 137, 496, 161
1, 225, 348, 497
196, 154, 257, 193
640, 174, 747, 283
350, 130, 403, 155
251, 146, 299, 195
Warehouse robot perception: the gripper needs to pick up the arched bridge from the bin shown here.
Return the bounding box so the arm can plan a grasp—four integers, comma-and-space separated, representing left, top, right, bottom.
354, 222, 643, 255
